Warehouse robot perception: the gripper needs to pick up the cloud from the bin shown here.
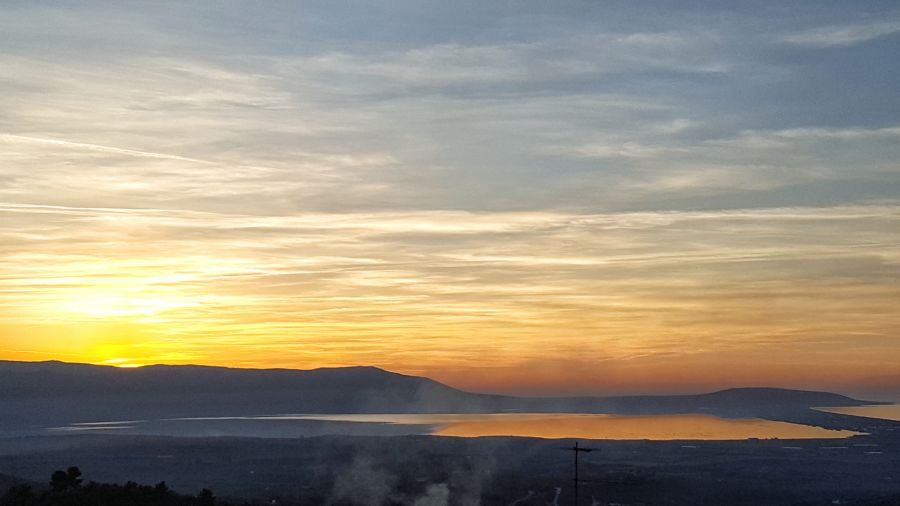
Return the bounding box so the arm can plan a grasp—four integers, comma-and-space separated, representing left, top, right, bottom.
284, 30, 729, 95
549, 122, 900, 202
0, 134, 213, 165
784, 20, 900, 48
2, 5, 893, 215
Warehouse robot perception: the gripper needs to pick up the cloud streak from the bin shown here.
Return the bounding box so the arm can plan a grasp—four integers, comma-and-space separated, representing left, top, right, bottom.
784, 20, 900, 48
0, 134, 214, 164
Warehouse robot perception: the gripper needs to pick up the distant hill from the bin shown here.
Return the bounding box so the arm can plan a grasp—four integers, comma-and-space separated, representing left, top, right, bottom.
0, 360, 880, 429
592, 387, 876, 417
0, 360, 492, 428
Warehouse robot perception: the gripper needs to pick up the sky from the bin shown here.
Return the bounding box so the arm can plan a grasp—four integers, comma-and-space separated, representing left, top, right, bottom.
1, 1, 899, 397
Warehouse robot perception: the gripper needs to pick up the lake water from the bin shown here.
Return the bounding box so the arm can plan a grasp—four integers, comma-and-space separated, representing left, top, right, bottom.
816, 404, 900, 422
50, 413, 860, 440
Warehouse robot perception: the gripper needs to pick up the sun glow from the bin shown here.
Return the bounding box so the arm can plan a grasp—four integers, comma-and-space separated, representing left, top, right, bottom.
103, 358, 141, 368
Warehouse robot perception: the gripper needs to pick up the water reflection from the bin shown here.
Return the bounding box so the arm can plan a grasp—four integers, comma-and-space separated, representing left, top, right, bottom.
428, 413, 859, 440
49, 413, 861, 440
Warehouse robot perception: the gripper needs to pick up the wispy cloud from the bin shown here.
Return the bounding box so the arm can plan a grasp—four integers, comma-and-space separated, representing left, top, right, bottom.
784, 20, 900, 48
0, 134, 214, 164
283, 30, 729, 95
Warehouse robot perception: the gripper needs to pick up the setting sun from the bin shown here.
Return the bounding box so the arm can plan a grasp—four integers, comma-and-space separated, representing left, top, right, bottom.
103, 358, 141, 368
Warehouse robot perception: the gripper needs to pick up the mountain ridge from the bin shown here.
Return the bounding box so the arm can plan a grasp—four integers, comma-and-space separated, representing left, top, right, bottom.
0, 360, 882, 430
0, 359, 868, 397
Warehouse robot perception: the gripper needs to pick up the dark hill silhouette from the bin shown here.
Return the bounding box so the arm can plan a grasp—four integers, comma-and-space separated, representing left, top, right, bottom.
0, 360, 488, 428
0, 360, 880, 429
590, 387, 875, 417
686, 386, 862, 407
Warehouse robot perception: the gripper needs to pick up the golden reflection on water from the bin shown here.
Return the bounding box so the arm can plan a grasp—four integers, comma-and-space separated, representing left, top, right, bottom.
817, 404, 900, 422
429, 413, 860, 440
50, 413, 863, 440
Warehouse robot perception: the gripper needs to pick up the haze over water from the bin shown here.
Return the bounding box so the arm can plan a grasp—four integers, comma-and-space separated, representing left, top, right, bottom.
817, 404, 900, 422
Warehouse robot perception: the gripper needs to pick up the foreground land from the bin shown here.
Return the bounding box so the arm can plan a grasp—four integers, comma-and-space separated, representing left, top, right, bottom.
2, 361, 899, 504
1, 425, 899, 506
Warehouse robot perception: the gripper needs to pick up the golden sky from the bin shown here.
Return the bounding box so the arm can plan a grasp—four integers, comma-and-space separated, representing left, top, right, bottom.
1, 2, 899, 396
3, 204, 898, 395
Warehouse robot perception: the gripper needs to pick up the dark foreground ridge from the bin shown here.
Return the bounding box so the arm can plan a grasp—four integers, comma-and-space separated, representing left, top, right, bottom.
0, 359, 882, 429
1, 467, 218, 506
2, 435, 900, 505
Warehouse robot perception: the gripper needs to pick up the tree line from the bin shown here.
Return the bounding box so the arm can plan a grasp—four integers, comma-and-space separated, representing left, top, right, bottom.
1, 467, 217, 506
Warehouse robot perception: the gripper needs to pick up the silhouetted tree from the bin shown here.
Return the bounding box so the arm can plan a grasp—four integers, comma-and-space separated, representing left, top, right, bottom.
197, 488, 215, 506
2, 469, 224, 506
65, 467, 81, 489
49, 467, 81, 492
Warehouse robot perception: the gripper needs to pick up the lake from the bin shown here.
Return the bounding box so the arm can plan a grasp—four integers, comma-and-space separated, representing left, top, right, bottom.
50, 413, 861, 440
